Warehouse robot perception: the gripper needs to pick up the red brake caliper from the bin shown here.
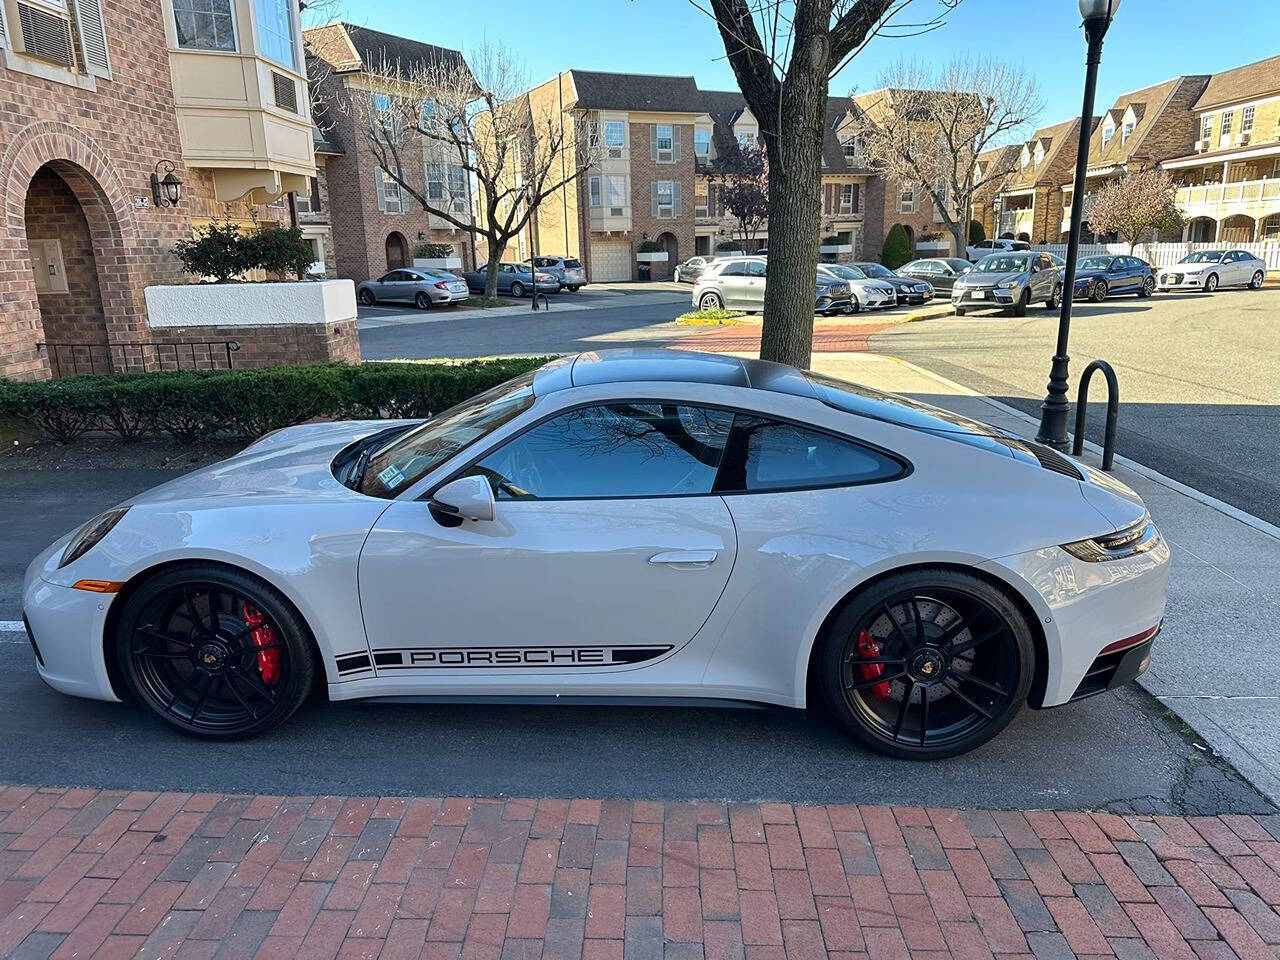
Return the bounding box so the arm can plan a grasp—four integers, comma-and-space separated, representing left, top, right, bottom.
856, 629, 892, 701
242, 603, 281, 686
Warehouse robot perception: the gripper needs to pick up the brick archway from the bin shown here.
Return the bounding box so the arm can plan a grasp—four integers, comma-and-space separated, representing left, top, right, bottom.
0, 122, 146, 379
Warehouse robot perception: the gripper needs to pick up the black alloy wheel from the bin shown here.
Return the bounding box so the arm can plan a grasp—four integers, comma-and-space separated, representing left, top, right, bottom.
1013, 289, 1030, 317
116, 564, 315, 739
358, 289, 376, 305
415, 292, 432, 310
820, 570, 1033, 759
1046, 284, 1061, 310
1139, 276, 1155, 298
1091, 281, 1108, 303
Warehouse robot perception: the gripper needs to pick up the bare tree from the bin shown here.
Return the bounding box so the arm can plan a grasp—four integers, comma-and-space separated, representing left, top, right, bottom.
695, 0, 959, 368
1086, 168, 1184, 253
336, 42, 598, 298
851, 57, 1041, 260
708, 142, 769, 246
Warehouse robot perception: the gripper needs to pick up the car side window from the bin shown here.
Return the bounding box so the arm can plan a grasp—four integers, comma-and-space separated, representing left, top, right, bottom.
747, 261, 767, 278
721, 262, 748, 277
467, 403, 733, 500
717, 415, 905, 493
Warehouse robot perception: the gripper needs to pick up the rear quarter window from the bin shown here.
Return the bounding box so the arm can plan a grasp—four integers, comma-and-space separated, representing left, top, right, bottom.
718, 415, 906, 492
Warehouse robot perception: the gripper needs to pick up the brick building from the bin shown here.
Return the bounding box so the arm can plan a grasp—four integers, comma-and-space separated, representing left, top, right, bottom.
970, 145, 1021, 241
304, 24, 477, 285
0, 0, 323, 380
990, 117, 1097, 244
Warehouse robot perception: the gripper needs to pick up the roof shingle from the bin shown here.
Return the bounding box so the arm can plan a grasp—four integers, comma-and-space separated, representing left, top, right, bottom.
1194, 54, 1280, 111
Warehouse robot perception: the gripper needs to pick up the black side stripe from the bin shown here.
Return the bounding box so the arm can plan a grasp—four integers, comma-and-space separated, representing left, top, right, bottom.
335, 653, 372, 674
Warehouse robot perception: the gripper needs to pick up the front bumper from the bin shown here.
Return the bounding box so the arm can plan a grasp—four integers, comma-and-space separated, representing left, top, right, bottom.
23, 575, 120, 703
952, 286, 1017, 306
897, 288, 933, 304
1157, 271, 1202, 290
817, 295, 853, 314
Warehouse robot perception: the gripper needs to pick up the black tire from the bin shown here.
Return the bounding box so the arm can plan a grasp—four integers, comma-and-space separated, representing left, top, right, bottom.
1013, 290, 1029, 317
1138, 276, 1155, 298
1046, 284, 1061, 310
414, 292, 431, 310
115, 563, 316, 740
510, 281, 526, 298
698, 291, 723, 311
1249, 271, 1264, 290
954, 307, 966, 316
568, 285, 580, 292
1091, 281, 1108, 303
1205, 273, 1219, 293
358, 289, 376, 306
818, 568, 1034, 760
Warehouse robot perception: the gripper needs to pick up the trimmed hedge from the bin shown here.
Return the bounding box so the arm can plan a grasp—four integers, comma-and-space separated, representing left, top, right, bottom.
0, 358, 554, 444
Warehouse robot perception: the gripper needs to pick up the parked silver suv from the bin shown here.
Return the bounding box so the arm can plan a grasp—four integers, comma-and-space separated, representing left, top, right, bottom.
691, 257, 852, 316
523, 256, 588, 291
951, 251, 1061, 316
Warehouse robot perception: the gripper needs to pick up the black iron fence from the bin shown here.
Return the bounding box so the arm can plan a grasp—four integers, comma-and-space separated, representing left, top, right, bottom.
37, 340, 241, 378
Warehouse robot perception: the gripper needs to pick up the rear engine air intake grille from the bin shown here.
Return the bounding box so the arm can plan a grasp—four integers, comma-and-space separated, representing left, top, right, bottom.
1027, 441, 1084, 480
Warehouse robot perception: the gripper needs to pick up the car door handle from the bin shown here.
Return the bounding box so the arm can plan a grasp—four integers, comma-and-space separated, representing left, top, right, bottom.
648, 550, 719, 567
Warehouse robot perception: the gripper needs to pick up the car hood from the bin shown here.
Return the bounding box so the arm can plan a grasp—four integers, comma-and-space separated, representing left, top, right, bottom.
959, 270, 1023, 288
122, 420, 420, 506
1170, 262, 1216, 273
852, 279, 897, 294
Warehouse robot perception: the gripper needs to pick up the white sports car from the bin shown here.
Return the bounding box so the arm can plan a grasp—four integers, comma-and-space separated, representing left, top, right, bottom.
23, 351, 1170, 758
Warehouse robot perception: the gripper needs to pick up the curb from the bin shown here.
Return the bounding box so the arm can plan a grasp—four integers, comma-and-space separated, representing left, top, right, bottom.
901, 303, 955, 323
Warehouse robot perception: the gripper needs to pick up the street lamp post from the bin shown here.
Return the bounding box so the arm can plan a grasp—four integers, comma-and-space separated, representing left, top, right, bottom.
1034, 0, 1122, 450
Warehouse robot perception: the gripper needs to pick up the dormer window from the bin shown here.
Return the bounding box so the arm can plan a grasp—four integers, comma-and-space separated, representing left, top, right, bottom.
843, 137, 858, 159
737, 131, 755, 149
1020, 146, 1030, 169
1033, 142, 1045, 166
1101, 122, 1115, 146
1121, 120, 1134, 144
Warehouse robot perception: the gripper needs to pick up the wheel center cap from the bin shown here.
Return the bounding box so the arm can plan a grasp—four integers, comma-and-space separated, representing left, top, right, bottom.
197, 641, 228, 672
908, 648, 946, 683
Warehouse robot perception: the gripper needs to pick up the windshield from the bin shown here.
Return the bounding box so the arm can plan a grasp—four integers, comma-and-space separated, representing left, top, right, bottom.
974, 254, 1029, 273
1181, 251, 1224, 263
360, 371, 538, 498
1078, 257, 1114, 271
824, 264, 868, 280
857, 263, 893, 279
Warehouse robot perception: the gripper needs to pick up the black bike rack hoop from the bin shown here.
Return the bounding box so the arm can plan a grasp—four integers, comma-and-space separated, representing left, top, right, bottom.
1072, 359, 1119, 471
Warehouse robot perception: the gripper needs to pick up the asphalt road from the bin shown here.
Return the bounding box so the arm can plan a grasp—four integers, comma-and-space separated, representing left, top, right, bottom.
870, 287, 1280, 525
0, 469, 1269, 814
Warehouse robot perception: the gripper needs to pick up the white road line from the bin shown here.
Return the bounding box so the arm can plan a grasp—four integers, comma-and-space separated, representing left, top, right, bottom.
1, 621, 25, 634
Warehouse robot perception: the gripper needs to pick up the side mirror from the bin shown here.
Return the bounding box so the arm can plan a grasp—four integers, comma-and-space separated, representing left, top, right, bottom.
430, 475, 495, 524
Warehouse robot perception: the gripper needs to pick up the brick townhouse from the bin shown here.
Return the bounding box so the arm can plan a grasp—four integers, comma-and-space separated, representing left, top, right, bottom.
0, 0, 319, 380
1159, 54, 1280, 243
990, 116, 1096, 244
304, 23, 477, 285
519, 70, 906, 281
969, 145, 1021, 241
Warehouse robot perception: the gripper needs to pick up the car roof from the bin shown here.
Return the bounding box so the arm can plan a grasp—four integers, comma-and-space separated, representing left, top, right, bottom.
531, 349, 819, 400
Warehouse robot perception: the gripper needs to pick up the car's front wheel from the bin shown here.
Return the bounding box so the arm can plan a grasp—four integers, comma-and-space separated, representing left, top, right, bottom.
819, 569, 1034, 759
1249, 270, 1264, 290
1091, 281, 1108, 303
1205, 273, 1219, 293
1013, 290, 1030, 317
115, 563, 316, 740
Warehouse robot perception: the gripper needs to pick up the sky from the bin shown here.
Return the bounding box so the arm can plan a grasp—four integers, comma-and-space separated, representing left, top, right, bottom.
332, 0, 1279, 132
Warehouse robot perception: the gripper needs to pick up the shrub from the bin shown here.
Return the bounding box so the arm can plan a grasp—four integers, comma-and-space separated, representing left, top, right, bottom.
245, 225, 316, 278
1016, 232, 1031, 243
880, 224, 913, 269
820, 235, 841, 246
173, 219, 255, 282
969, 220, 986, 245
415, 242, 455, 259
0, 358, 555, 443
638, 239, 664, 253
714, 241, 743, 253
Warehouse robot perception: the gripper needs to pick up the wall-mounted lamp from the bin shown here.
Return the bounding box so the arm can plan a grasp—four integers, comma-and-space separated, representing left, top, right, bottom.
150, 160, 183, 208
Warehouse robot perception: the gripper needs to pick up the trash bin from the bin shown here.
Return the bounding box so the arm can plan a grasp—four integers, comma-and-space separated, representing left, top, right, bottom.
638, 263, 651, 282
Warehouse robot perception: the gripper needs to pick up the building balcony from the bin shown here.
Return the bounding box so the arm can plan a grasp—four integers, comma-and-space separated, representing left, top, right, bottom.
1176, 178, 1280, 222
998, 208, 1035, 237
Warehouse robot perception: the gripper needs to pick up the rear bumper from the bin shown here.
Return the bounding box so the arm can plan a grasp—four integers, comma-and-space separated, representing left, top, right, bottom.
434, 291, 470, 304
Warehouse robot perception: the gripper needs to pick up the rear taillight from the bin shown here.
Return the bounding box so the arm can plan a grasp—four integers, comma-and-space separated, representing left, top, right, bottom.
1061, 516, 1159, 562
435, 282, 449, 290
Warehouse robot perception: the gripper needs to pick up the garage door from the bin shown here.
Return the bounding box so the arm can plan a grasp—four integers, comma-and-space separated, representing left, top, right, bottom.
590, 242, 632, 282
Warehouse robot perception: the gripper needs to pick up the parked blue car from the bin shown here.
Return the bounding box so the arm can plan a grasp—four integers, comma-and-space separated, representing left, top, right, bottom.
462, 262, 561, 298
1071, 255, 1156, 301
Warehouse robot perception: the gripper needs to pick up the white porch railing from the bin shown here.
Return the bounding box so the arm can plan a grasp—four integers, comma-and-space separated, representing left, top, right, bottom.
1031, 240, 1280, 270
998, 209, 1035, 237
1177, 178, 1280, 213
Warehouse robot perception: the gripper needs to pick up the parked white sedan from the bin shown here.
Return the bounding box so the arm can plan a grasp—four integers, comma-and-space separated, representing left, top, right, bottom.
1156, 249, 1268, 292
818, 263, 897, 311
23, 351, 1169, 758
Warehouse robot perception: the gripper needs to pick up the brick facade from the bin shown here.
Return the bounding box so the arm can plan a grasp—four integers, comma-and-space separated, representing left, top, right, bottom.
151, 321, 360, 369
627, 122, 696, 280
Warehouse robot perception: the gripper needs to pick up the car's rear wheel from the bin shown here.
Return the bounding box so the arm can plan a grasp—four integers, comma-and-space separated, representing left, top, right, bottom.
1139, 276, 1155, 298
819, 569, 1033, 759
1091, 281, 1108, 303
510, 281, 526, 298
1249, 270, 1264, 290
698, 291, 723, 310
358, 289, 376, 305
115, 564, 315, 740
415, 292, 431, 310
1205, 273, 1219, 293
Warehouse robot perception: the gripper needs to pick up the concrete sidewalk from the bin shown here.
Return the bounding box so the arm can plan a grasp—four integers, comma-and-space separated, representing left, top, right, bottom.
812, 352, 1280, 808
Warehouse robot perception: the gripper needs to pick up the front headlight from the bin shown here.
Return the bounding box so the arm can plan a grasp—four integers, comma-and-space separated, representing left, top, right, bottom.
1061, 515, 1159, 563
995, 279, 1017, 290
60, 507, 130, 568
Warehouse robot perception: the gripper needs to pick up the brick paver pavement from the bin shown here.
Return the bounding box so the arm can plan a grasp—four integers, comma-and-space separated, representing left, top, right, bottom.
676, 322, 893, 355
2, 788, 1279, 959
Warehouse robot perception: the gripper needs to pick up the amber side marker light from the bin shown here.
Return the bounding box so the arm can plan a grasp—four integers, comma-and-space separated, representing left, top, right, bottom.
72, 580, 125, 593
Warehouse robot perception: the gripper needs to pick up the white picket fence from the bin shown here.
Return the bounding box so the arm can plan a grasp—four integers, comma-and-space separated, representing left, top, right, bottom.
1031, 240, 1280, 270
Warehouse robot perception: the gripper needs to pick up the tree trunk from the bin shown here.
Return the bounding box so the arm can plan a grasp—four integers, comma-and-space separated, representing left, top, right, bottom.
484, 238, 503, 299
758, 67, 828, 369
949, 219, 966, 260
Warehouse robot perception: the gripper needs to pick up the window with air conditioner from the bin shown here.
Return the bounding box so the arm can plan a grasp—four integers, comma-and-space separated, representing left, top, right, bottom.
604, 120, 625, 159
654, 180, 679, 219
655, 125, 674, 163
14, 0, 76, 68
378, 169, 403, 214
605, 175, 626, 216
1242, 106, 1254, 135
171, 0, 235, 52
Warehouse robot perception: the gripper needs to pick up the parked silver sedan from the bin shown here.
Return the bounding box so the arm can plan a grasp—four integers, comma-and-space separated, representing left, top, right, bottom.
357, 268, 470, 310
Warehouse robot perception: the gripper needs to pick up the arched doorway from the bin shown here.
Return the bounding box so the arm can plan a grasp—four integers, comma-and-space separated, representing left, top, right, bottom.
1184, 217, 1215, 243
385, 231, 408, 270
657, 232, 678, 280
1219, 214, 1256, 243
22, 163, 119, 376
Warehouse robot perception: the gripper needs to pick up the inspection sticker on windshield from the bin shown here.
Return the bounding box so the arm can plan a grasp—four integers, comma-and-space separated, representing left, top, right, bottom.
377, 464, 406, 489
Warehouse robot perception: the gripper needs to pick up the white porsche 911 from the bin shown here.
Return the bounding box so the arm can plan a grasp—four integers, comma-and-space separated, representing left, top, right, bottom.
23, 350, 1170, 758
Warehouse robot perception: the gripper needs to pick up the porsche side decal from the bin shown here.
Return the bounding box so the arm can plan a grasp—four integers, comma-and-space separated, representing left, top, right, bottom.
367, 644, 675, 669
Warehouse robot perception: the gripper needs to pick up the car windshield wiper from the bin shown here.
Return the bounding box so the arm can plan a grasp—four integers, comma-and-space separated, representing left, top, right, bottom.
349, 447, 374, 492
